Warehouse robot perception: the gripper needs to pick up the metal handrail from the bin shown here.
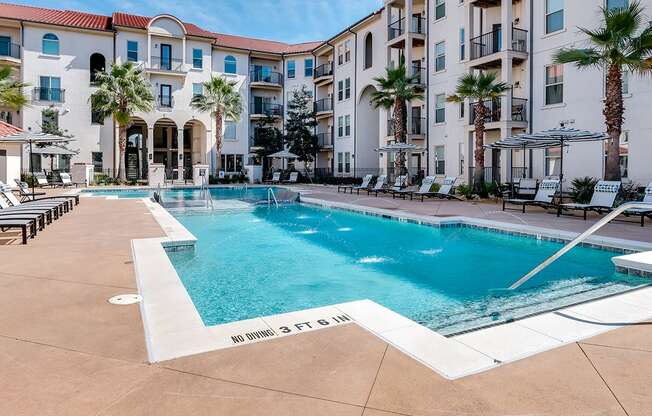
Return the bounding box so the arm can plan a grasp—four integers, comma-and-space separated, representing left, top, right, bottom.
268, 187, 278, 208
509, 202, 652, 290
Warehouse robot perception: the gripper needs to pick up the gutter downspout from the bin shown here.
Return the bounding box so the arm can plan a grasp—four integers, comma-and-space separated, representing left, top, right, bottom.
348, 28, 358, 179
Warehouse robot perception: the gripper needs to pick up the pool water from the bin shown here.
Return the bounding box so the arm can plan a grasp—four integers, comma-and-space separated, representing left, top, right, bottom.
84, 187, 279, 201
167, 204, 648, 335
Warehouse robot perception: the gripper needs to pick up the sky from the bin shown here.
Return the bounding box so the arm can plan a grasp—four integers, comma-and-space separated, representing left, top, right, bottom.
13, 0, 384, 44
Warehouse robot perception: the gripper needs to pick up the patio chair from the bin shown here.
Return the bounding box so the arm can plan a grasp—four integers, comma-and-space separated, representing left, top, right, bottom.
338, 174, 373, 194
0, 191, 56, 224
34, 173, 50, 188
393, 176, 435, 200
283, 172, 299, 184
14, 180, 79, 206
621, 183, 652, 227
58, 172, 77, 188
264, 172, 281, 184
425, 177, 462, 201
0, 218, 37, 244
503, 179, 560, 213
1, 186, 70, 216
367, 174, 388, 196
512, 178, 538, 199
557, 180, 621, 220
382, 175, 408, 197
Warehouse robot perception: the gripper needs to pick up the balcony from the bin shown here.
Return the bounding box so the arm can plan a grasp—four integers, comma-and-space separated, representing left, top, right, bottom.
317, 132, 333, 148
409, 65, 426, 89
313, 62, 333, 84
469, 28, 528, 68
147, 57, 186, 75
157, 95, 174, 111
250, 102, 283, 118
250, 70, 283, 89
314, 98, 333, 117
387, 16, 426, 48
387, 117, 426, 137
468, 97, 528, 125
0, 42, 20, 64
33, 88, 65, 103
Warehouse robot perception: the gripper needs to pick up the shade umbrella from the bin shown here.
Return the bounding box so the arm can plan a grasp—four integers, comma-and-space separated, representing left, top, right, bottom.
376, 143, 425, 179
267, 149, 299, 171
31, 144, 78, 172
485, 135, 558, 182
0, 131, 74, 195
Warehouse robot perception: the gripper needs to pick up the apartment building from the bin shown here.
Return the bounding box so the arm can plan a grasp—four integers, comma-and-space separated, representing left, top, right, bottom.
0, 1, 650, 185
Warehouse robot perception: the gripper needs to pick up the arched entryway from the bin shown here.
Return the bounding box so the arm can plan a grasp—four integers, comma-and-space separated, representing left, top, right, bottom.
357, 85, 380, 175
153, 118, 179, 179
125, 117, 148, 180
183, 119, 207, 179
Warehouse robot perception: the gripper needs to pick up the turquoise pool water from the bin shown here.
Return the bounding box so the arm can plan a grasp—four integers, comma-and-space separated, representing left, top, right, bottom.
167, 204, 648, 335
84, 187, 278, 201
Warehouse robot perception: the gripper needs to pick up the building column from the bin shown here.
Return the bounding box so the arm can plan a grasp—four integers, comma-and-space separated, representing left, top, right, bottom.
147, 126, 154, 165
501, 56, 513, 123
206, 129, 214, 171
182, 37, 187, 66
501, 0, 513, 53
147, 33, 152, 67
114, 124, 120, 176
177, 128, 184, 180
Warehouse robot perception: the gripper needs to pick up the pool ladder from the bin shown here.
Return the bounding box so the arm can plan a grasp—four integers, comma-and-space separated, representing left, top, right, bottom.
509, 202, 652, 290
200, 175, 214, 210
268, 187, 278, 208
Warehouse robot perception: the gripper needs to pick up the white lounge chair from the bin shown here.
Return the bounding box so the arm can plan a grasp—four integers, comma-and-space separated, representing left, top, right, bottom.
393, 176, 436, 200
367, 174, 388, 196
265, 172, 281, 184
512, 178, 538, 199
382, 175, 408, 197
503, 179, 560, 213
34, 173, 50, 188
283, 172, 299, 184
58, 172, 76, 188
557, 180, 621, 220
622, 183, 652, 227
418, 176, 462, 201
338, 174, 373, 194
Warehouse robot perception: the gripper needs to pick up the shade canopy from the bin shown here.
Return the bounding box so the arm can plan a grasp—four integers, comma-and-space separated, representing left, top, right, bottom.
377, 143, 424, 153
267, 150, 299, 159
0, 131, 73, 144
30, 144, 77, 156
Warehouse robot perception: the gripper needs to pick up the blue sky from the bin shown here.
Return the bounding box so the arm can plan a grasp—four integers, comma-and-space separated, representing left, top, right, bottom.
14, 0, 384, 44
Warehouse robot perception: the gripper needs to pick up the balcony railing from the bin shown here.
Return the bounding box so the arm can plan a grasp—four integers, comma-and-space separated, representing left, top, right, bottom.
470, 27, 528, 60
410, 16, 426, 35
469, 97, 528, 124
388, 17, 404, 40
317, 132, 333, 147
149, 56, 185, 72
250, 70, 283, 86
387, 116, 426, 136
33, 88, 65, 103
409, 65, 426, 86
388, 16, 426, 40
250, 102, 283, 117
314, 97, 333, 113
313, 62, 333, 79
157, 95, 174, 110
0, 42, 20, 59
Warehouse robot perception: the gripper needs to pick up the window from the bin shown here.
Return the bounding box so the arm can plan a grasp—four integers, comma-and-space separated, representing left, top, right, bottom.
545, 64, 564, 105
606, 0, 628, 10
545, 147, 561, 176
337, 152, 343, 173
224, 55, 237, 74
192, 49, 203, 69
345, 115, 351, 136
304, 58, 313, 77
92, 152, 103, 173
345, 78, 351, 100
435, 41, 446, 72
224, 121, 237, 141
434, 146, 445, 175
435, 0, 446, 20
344, 40, 351, 63
364, 33, 373, 69
160, 84, 172, 107
459, 28, 465, 60
127, 41, 138, 62
458, 142, 465, 175
220, 154, 244, 172
30, 153, 42, 172
459, 101, 465, 119
91, 104, 104, 125
545, 0, 564, 34
345, 152, 351, 173
338, 116, 344, 137
338, 80, 344, 101
192, 83, 203, 97
337, 45, 344, 65
287, 60, 295, 78
42, 33, 59, 55
89, 53, 106, 83
39, 76, 62, 102
435, 94, 446, 123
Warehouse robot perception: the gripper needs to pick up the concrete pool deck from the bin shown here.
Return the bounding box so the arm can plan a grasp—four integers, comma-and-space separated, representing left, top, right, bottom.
1, 187, 651, 415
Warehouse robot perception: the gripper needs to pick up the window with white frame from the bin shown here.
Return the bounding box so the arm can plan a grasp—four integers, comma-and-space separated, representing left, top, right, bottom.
337, 44, 344, 65
338, 116, 344, 137
434, 145, 445, 175
545, 64, 564, 105
459, 101, 465, 119
459, 28, 465, 60
545, 147, 561, 176
545, 0, 564, 34
192, 83, 203, 97
224, 55, 237, 74
435, 41, 446, 71
304, 58, 313, 77
127, 41, 138, 62
42, 33, 59, 55
345, 78, 351, 99
192, 48, 202, 69
435, 0, 446, 20
435, 94, 446, 123
345, 115, 351, 136
287, 60, 296, 78
458, 142, 465, 175
344, 40, 351, 63
345, 152, 351, 173
337, 152, 343, 173
606, 0, 628, 10
224, 121, 237, 141
338, 80, 344, 101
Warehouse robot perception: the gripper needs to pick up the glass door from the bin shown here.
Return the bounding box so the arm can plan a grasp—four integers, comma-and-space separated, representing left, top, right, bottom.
160, 84, 172, 107
160, 44, 171, 70
0, 36, 10, 57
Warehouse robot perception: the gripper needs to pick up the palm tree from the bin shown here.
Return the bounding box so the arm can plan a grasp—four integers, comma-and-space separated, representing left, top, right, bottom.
553, 1, 652, 181
90, 62, 154, 181
0, 65, 28, 111
190, 76, 243, 171
447, 72, 509, 192
371, 56, 423, 173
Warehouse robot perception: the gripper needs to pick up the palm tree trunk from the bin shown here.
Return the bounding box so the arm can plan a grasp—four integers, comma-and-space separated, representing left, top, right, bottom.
604, 64, 624, 181
215, 112, 223, 172
473, 102, 487, 193
393, 98, 407, 177
117, 125, 127, 181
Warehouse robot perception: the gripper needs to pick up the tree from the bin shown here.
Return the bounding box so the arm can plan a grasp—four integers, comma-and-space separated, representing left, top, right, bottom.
0, 65, 28, 111
371, 56, 423, 174
252, 115, 283, 174
447, 72, 509, 193
553, 1, 652, 180
90, 62, 154, 181
284, 86, 319, 171
191, 76, 244, 172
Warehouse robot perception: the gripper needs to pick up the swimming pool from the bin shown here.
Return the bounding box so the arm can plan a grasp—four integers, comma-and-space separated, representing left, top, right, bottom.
167, 203, 648, 335
84, 186, 281, 201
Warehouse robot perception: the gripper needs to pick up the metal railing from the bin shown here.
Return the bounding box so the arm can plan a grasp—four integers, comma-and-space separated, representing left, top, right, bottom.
149, 56, 185, 72
387, 117, 426, 136
410, 16, 426, 35
469, 166, 501, 184
250, 70, 283, 86
469, 98, 528, 124
388, 16, 426, 40
0, 43, 20, 59
313, 62, 333, 79
510, 202, 652, 290
470, 27, 528, 60
314, 97, 333, 113
410, 65, 426, 86
157, 95, 174, 109
317, 132, 333, 147
33, 88, 65, 102
250, 102, 283, 116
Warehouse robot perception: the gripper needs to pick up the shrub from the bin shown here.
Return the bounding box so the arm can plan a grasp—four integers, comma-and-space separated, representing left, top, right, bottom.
456, 184, 474, 199
570, 177, 599, 204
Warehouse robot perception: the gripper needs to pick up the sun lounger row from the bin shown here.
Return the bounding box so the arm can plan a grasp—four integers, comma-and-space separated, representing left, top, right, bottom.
265, 172, 299, 184
338, 175, 461, 201
33, 172, 77, 188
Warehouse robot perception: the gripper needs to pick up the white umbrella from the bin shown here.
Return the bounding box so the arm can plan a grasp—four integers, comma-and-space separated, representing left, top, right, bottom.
267, 149, 299, 171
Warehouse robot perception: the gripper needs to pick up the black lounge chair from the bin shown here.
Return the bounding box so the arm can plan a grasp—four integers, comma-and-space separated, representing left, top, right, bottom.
0, 218, 37, 244
621, 183, 652, 227
338, 174, 373, 194
557, 181, 621, 220
503, 179, 560, 213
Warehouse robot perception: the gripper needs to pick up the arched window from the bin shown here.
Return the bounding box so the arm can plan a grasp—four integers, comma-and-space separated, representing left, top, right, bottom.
42, 33, 59, 55
224, 55, 237, 74
364, 33, 373, 69
89, 53, 106, 83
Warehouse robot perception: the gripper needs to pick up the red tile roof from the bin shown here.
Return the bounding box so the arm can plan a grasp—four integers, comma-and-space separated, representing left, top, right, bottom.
0, 2, 111, 31
0, 121, 23, 137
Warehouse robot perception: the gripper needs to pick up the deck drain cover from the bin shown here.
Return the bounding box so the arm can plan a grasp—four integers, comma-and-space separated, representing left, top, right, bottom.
108, 294, 142, 305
